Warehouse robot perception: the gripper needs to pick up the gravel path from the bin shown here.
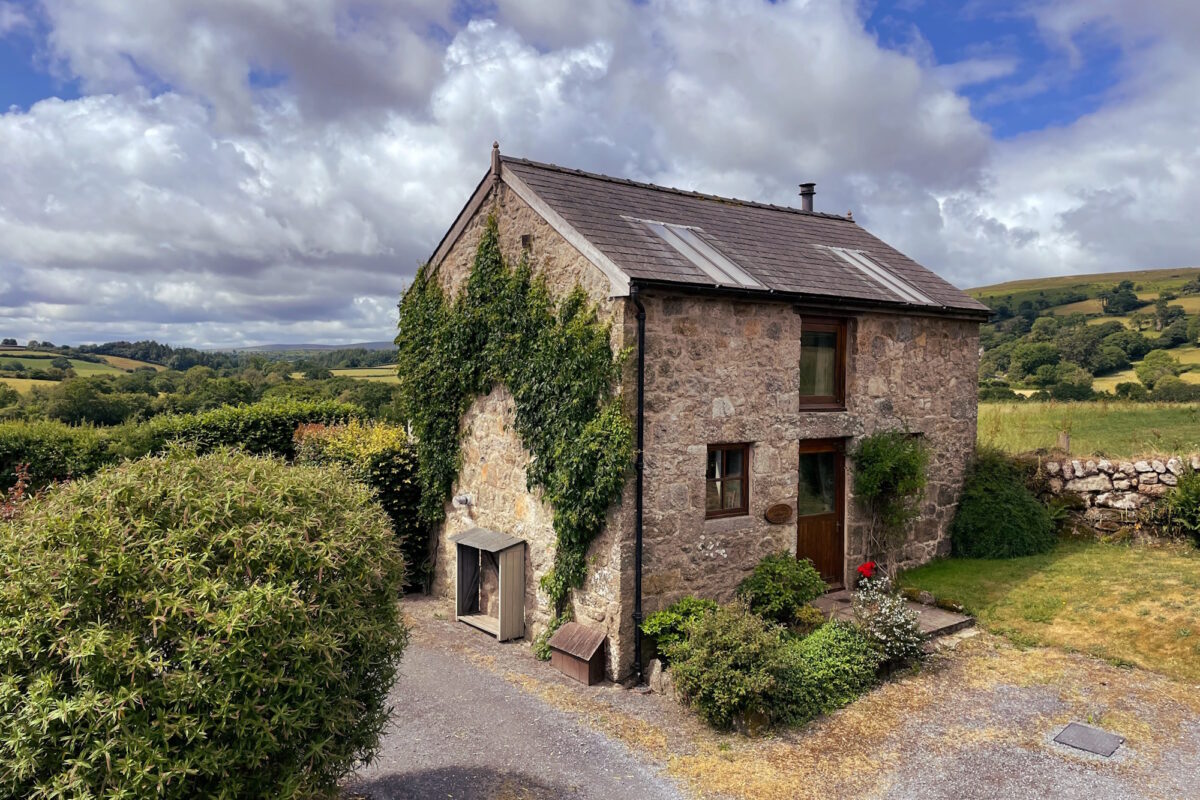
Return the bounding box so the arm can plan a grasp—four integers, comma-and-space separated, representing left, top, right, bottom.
343, 639, 687, 800
346, 597, 1200, 800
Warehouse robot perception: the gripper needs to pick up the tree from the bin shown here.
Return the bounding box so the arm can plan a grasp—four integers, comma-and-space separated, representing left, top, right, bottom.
1135, 349, 1182, 388
1099, 281, 1143, 315
1009, 342, 1060, 378
0, 338, 16, 346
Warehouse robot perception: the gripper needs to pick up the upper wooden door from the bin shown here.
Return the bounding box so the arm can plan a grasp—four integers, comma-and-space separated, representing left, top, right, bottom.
795, 439, 845, 587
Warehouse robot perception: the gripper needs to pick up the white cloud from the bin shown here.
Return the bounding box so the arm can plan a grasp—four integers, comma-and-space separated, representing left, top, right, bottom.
1, 0, 1198, 345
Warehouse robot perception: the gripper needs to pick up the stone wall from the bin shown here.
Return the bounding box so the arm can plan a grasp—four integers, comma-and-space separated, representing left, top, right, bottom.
428, 183, 635, 679
633, 292, 980, 627
1041, 455, 1198, 533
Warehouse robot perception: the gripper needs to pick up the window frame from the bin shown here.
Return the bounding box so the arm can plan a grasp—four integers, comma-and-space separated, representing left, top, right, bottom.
798, 316, 848, 411
705, 442, 751, 519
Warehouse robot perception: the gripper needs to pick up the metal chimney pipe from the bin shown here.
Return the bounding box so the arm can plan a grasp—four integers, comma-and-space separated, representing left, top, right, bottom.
799, 182, 816, 212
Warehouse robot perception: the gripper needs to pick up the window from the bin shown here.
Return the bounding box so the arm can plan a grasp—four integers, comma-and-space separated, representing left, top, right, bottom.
706, 443, 750, 518
798, 317, 846, 409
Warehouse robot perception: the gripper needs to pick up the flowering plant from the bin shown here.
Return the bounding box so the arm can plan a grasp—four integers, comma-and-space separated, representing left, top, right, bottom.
856, 561, 876, 580
851, 572, 924, 665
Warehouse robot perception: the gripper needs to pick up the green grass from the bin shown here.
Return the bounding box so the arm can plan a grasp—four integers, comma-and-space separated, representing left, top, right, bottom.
900, 540, 1200, 683
0, 353, 126, 377
979, 400, 1200, 457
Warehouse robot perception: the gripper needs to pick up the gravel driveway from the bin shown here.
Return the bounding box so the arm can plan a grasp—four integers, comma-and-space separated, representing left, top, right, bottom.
346, 597, 1200, 800
342, 620, 687, 800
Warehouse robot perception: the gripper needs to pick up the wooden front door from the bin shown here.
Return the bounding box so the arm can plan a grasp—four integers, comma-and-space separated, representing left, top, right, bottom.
796, 439, 845, 587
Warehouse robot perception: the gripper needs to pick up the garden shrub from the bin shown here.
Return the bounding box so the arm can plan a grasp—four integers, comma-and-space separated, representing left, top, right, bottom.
641, 596, 719, 660
770, 622, 882, 726
294, 420, 426, 588
791, 603, 828, 637
1157, 469, 1200, 547
0, 450, 408, 799
851, 577, 924, 665
736, 550, 827, 625
951, 447, 1055, 558
0, 419, 113, 491
666, 602, 783, 730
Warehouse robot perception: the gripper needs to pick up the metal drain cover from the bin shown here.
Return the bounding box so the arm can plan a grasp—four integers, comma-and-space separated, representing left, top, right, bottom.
1054, 722, 1125, 757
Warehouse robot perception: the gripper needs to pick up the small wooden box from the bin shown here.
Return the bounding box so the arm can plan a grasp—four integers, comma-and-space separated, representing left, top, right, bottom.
547, 622, 606, 686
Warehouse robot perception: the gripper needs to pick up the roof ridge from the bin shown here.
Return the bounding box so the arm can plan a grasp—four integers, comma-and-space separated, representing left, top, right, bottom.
500, 155, 855, 223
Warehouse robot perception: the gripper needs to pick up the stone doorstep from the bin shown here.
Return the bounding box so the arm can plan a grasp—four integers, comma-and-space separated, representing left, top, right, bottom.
811, 590, 975, 638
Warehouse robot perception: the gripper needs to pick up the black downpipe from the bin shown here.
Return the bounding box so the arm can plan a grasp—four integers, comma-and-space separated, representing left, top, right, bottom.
631, 285, 647, 684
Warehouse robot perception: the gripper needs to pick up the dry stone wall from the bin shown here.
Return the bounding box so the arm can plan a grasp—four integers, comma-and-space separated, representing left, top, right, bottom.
1041, 455, 1198, 533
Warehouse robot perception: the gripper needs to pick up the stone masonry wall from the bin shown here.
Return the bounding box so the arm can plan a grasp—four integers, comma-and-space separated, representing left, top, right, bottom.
428, 182, 635, 678
633, 292, 980, 629
1040, 455, 1199, 533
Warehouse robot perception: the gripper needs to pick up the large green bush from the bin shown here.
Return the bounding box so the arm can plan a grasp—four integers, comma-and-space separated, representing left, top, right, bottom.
294, 420, 426, 588
770, 622, 882, 726
666, 602, 782, 730
0, 420, 113, 491
641, 596, 718, 660
0, 451, 408, 799
736, 551, 827, 625
951, 447, 1055, 558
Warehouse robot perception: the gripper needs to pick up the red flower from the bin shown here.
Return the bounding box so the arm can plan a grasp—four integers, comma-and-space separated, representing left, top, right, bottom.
856, 561, 876, 579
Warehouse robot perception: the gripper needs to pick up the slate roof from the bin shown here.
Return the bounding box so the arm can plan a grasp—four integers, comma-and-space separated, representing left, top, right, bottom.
501, 157, 989, 317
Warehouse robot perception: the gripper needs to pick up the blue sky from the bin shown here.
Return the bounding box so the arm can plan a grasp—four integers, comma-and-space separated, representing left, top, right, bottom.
0, 0, 1197, 347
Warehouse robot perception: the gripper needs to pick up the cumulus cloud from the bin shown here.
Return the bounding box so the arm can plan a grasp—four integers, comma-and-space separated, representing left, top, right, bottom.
0, 0, 1197, 345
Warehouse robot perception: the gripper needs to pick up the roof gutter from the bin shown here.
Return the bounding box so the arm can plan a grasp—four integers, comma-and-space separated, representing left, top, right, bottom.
631, 283, 647, 685
628, 279, 992, 322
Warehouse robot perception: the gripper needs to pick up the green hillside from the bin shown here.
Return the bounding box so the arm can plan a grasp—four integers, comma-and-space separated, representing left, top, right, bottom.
972, 267, 1200, 399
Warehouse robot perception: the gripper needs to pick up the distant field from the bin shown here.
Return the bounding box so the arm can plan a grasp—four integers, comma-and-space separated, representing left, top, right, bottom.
0, 377, 57, 394
0, 353, 122, 376
331, 366, 398, 382
1049, 298, 1104, 315
971, 267, 1200, 301
1091, 345, 1200, 391
291, 366, 399, 383
98, 354, 164, 371
979, 401, 1200, 457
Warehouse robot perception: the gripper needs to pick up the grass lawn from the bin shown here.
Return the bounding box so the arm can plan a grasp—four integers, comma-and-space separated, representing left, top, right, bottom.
979, 400, 1200, 457
900, 540, 1200, 683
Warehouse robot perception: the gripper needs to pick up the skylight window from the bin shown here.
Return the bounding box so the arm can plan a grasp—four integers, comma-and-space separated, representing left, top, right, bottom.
636, 218, 762, 289
823, 247, 934, 305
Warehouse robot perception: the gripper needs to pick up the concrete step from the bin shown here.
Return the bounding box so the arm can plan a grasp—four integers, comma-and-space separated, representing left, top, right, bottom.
812, 589, 974, 639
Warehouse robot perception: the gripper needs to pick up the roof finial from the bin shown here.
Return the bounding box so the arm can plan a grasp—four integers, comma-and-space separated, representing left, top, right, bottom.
846, 210, 854, 220
491, 141, 501, 183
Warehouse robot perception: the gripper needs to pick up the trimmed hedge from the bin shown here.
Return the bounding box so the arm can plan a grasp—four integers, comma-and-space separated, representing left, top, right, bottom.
110, 399, 358, 461
0, 450, 408, 798
736, 551, 827, 625
294, 420, 426, 589
0, 420, 113, 491
951, 447, 1055, 558
0, 400, 360, 490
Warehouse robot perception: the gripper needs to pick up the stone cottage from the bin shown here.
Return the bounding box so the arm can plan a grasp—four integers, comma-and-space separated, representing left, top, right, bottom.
422, 145, 990, 680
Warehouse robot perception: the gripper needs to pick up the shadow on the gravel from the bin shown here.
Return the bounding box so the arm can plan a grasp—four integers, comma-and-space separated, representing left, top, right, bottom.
344, 766, 574, 800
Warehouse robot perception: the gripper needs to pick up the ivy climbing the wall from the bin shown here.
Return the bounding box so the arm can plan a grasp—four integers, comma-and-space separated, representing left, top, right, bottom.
395, 214, 634, 647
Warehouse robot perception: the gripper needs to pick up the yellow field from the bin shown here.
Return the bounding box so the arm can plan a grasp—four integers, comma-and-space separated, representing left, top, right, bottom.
331, 366, 399, 383
971, 267, 1200, 299
98, 354, 165, 371
1050, 298, 1103, 315
0, 377, 57, 394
